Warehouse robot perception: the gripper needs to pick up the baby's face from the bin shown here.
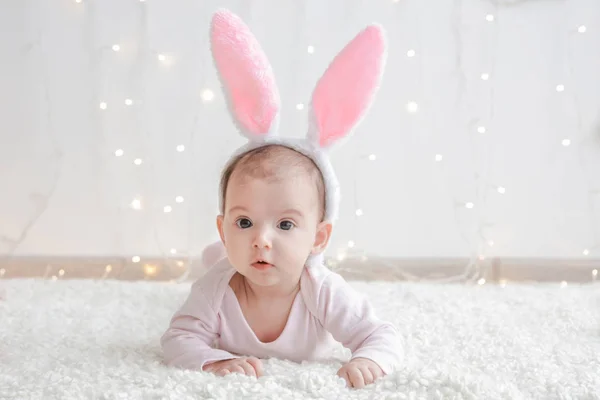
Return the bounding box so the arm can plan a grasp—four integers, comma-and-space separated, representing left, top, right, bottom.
217, 170, 329, 290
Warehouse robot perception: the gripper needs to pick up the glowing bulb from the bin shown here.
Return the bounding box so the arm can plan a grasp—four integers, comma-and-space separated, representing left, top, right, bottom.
488, 240, 495, 247
99, 102, 107, 110
131, 198, 142, 210
201, 89, 214, 102
560, 281, 567, 288
75, 0, 82, 3
355, 209, 363, 216
497, 186, 506, 194
125, 98, 133, 106
132, 256, 141, 263
368, 154, 377, 161
562, 139, 571, 147
158, 54, 166, 62
112, 44, 120, 52
348, 240, 355, 248
477, 126, 486, 133
0, 268, 5, 276
176, 145, 185, 152
578, 25, 586, 33
407, 49, 416, 57
164, 205, 172, 213
481, 73, 490, 80
583, 249, 590, 256
144, 264, 157, 276
593, 269, 598, 277
465, 202, 474, 209
296, 103, 304, 110
556, 84, 565, 92
435, 154, 443, 162
486, 14, 495, 22
407, 102, 418, 113
307, 45, 315, 54
133, 158, 142, 165
105, 265, 112, 272
477, 278, 486, 285
115, 149, 124, 157
58, 269, 65, 276
170, 248, 177, 255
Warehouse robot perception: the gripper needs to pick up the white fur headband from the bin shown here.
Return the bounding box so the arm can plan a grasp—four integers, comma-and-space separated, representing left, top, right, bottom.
204, 8, 387, 267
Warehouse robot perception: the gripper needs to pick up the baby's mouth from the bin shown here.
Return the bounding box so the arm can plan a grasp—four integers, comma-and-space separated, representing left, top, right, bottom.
251, 260, 273, 270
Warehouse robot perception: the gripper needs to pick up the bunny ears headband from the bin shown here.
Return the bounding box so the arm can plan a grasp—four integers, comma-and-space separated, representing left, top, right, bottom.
211, 9, 387, 261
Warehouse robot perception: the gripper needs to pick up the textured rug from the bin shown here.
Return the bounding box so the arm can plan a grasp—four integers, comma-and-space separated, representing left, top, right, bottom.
0, 278, 598, 400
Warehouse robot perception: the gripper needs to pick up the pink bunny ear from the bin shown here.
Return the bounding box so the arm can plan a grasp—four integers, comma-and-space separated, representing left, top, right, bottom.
210, 9, 280, 139
308, 25, 387, 149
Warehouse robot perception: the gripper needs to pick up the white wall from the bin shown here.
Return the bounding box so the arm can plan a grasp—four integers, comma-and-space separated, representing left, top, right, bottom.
1, 0, 599, 263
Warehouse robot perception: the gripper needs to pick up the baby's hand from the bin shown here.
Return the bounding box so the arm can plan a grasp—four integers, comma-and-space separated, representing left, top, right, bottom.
337, 357, 385, 389
203, 356, 264, 378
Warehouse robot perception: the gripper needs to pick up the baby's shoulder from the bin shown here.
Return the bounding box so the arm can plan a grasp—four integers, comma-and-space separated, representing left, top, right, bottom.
188, 258, 235, 312
300, 264, 350, 305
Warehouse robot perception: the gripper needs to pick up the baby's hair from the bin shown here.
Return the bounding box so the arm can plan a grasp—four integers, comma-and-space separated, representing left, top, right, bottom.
220, 145, 326, 222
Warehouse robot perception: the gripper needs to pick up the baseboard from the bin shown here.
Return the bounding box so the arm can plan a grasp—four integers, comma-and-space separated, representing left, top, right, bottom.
0, 255, 598, 284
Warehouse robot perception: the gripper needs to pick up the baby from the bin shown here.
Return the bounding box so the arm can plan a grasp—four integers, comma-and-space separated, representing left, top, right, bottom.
160, 9, 401, 389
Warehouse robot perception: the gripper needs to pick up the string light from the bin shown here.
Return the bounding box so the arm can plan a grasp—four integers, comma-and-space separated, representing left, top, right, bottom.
481, 73, 490, 80
201, 89, 214, 103
307, 45, 315, 54
406, 102, 418, 113
477, 126, 486, 134
485, 14, 495, 22
435, 154, 443, 162
125, 98, 133, 106
164, 206, 172, 213
170, 248, 177, 254
157, 54, 167, 62
144, 264, 158, 276
0, 268, 5, 277
75, 0, 82, 3
593, 269, 598, 279
556, 84, 565, 92
132, 256, 141, 263
477, 278, 486, 285
406, 49, 416, 57
578, 25, 586, 33
99, 102, 107, 110
348, 240, 355, 248
583, 249, 590, 256
58, 269, 65, 276
133, 158, 143, 165
465, 202, 475, 209
176, 145, 185, 152
296, 103, 304, 110
175, 196, 184, 203
560, 281, 568, 288
488, 240, 494, 246
368, 154, 376, 161
131, 198, 142, 210
112, 44, 120, 52
355, 209, 363, 216
562, 139, 571, 147
497, 186, 506, 194
114, 149, 124, 157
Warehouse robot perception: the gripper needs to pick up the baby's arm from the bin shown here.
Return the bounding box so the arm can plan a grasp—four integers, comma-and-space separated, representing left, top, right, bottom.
160, 279, 239, 370
315, 272, 402, 375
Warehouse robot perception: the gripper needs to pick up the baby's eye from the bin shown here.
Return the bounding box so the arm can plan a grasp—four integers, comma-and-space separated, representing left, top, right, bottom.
236, 218, 253, 229
278, 220, 295, 231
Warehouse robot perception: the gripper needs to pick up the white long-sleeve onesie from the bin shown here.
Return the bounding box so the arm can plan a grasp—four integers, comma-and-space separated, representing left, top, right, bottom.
161, 259, 402, 374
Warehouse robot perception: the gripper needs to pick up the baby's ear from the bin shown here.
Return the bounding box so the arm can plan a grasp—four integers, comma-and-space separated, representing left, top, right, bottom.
307, 25, 387, 150
312, 221, 333, 254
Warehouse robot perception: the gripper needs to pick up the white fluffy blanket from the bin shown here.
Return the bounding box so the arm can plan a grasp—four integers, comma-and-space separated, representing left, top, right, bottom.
0, 279, 598, 399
